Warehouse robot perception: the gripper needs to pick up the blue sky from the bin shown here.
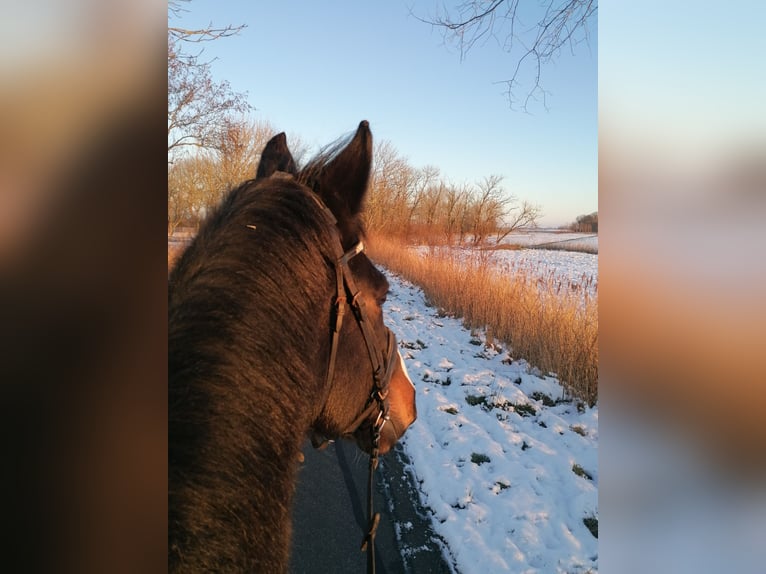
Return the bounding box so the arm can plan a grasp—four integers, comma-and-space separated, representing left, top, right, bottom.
172, 1, 597, 226
599, 0, 765, 162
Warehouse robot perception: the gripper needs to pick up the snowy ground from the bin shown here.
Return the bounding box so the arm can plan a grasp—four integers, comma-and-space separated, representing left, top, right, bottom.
383, 270, 599, 574
498, 231, 598, 253
478, 248, 597, 299
414, 244, 598, 301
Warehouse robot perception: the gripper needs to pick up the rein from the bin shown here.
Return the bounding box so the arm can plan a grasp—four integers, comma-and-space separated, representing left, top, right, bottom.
330, 240, 396, 574
311, 193, 397, 574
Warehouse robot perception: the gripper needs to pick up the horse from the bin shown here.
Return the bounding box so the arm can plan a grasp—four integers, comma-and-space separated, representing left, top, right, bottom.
168, 121, 417, 573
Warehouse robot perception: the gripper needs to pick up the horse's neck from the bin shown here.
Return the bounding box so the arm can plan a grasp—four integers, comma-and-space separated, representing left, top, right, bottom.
170, 393, 306, 573
169, 236, 331, 572
169, 347, 321, 572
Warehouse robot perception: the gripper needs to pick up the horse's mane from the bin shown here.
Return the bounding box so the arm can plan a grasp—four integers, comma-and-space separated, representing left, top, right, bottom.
168, 176, 341, 572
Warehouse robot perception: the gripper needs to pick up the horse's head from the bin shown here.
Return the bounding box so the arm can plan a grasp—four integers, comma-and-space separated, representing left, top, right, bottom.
257, 121, 416, 455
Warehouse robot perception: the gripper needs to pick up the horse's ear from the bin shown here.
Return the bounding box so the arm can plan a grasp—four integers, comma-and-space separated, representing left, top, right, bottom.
315, 120, 372, 223
256, 132, 297, 180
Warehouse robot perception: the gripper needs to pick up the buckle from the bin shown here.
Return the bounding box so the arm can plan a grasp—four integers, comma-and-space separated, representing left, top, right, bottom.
334, 294, 346, 313
372, 387, 389, 404
330, 296, 346, 332
340, 240, 364, 266
373, 408, 390, 432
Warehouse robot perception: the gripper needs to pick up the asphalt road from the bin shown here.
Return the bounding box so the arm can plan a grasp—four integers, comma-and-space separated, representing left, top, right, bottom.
289, 439, 454, 574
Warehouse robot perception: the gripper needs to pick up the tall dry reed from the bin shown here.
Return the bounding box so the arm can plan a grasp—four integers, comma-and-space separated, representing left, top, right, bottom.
368, 236, 598, 405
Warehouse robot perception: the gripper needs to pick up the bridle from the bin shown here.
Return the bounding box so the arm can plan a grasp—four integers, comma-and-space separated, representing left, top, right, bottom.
310, 193, 398, 574
328, 237, 397, 574
326, 238, 397, 438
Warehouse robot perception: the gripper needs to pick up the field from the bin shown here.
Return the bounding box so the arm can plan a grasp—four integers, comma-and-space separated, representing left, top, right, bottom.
414, 243, 597, 300
368, 233, 598, 406
494, 229, 598, 254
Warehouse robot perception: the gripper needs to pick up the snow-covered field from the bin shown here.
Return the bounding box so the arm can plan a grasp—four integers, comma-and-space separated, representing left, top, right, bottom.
499, 230, 598, 253
414, 242, 598, 300
384, 270, 599, 573
481, 248, 598, 299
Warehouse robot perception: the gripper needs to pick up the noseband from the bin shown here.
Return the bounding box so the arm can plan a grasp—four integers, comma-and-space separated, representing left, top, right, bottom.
310, 193, 398, 573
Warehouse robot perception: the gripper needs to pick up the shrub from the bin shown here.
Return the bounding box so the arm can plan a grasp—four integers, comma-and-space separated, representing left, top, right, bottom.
471, 453, 491, 465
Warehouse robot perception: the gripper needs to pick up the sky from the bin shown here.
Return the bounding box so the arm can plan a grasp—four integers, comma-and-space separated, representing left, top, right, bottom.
599, 0, 766, 163
172, 0, 597, 227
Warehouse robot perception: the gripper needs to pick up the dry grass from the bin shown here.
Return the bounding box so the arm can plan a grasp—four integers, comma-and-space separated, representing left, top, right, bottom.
527, 242, 598, 255
368, 235, 598, 405
167, 240, 189, 272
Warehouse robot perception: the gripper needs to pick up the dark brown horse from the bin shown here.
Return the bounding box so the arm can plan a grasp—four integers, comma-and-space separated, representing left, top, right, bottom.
169, 121, 416, 572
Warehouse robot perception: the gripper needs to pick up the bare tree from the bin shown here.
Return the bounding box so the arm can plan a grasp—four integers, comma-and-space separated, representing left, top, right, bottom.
469, 175, 507, 244
496, 199, 543, 242
364, 139, 539, 243
168, 1, 251, 161
168, 153, 219, 233
210, 119, 312, 190
442, 183, 471, 244
168, 0, 246, 43
366, 140, 415, 235
405, 165, 440, 237
212, 119, 275, 190
168, 119, 313, 232
418, 0, 596, 110
168, 164, 189, 235
417, 180, 446, 234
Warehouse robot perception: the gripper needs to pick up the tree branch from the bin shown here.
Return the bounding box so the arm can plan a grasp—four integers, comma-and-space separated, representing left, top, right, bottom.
168, 23, 247, 43
168, 7, 251, 162
417, 0, 596, 111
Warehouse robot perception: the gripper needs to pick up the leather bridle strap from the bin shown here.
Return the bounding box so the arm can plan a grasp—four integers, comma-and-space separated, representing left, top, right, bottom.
339, 242, 379, 369
308, 193, 394, 574
329, 241, 396, 574
326, 238, 395, 438
324, 245, 349, 394
342, 329, 395, 436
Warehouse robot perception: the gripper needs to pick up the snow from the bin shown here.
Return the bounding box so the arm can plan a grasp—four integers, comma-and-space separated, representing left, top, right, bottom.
477, 249, 598, 299
413, 243, 598, 300
499, 231, 599, 253
383, 270, 599, 573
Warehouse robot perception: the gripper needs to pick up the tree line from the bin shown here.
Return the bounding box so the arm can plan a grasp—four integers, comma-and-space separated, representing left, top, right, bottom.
567, 211, 597, 233
364, 140, 541, 243
168, 119, 542, 243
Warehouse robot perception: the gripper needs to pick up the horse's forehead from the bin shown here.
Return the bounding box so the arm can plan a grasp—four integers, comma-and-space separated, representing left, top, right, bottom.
252, 173, 303, 195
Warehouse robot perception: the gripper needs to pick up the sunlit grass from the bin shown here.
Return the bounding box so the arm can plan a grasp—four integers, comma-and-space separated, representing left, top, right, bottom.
167, 241, 187, 272
369, 235, 598, 405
